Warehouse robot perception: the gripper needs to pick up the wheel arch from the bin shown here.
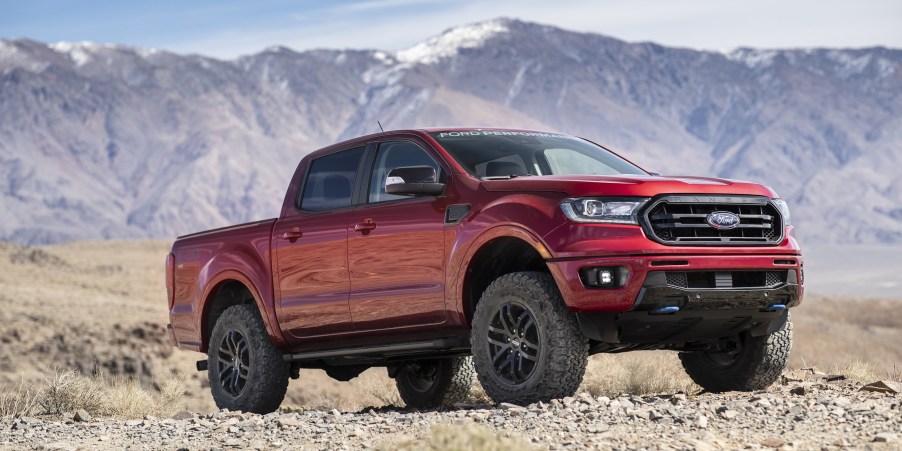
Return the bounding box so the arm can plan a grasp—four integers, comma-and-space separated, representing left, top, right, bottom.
456, 226, 554, 326
198, 270, 284, 352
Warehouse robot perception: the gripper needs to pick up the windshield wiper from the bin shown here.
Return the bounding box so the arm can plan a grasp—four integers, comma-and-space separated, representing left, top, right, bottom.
481, 174, 536, 180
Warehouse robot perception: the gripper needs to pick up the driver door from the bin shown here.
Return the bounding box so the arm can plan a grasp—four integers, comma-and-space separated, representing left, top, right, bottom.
347, 140, 448, 331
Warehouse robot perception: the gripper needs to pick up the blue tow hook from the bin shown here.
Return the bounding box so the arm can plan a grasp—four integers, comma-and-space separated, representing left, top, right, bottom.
650, 306, 680, 315
764, 304, 787, 311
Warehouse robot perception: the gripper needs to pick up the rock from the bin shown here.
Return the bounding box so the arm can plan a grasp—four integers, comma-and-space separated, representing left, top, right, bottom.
73, 409, 91, 422
172, 410, 196, 421
790, 386, 806, 396
824, 374, 846, 382
861, 380, 902, 394
873, 433, 897, 443
276, 418, 303, 428
761, 437, 785, 448
124, 419, 142, 427
498, 402, 523, 410
696, 415, 708, 429
832, 397, 851, 408
720, 409, 739, 420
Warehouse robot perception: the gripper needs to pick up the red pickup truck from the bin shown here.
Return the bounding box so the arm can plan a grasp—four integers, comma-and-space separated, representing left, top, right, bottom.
166, 128, 803, 413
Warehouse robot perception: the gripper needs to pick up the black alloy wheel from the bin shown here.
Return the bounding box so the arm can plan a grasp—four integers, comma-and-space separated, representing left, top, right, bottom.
486, 301, 541, 384
394, 357, 474, 408
470, 272, 588, 405
217, 329, 250, 396
207, 304, 289, 414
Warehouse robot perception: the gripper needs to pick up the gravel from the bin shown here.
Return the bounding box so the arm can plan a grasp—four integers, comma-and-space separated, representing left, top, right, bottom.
1, 378, 900, 450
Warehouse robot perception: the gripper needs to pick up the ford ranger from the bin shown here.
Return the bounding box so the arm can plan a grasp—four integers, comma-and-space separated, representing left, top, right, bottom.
166, 128, 803, 413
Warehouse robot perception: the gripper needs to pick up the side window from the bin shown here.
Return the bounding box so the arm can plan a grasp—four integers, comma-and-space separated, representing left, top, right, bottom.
299, 147, 365, 211
368, 142, 440, 203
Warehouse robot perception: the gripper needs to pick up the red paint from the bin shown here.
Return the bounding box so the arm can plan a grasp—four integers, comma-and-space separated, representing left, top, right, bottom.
167, 128, 803, 353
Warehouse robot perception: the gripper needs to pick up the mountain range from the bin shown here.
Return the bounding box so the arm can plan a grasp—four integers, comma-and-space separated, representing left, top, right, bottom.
1, 18, 900, 245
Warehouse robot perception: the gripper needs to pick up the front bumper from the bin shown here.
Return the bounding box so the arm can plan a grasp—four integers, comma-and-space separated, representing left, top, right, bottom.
546, 253, 804, 312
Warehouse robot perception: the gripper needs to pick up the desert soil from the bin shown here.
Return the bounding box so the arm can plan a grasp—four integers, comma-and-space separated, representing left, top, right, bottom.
3, 375, 901, 450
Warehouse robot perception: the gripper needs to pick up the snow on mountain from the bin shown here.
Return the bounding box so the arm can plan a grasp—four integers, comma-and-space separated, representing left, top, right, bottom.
396, 18, 509, 64
1, 18, 901, 245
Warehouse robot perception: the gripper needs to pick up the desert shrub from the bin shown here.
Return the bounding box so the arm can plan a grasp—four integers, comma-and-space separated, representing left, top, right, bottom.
0, 378, 39, 418
31, 368, 185, 418
105, 375, 185, 419
831, 360, 879, 382
39, 369, 106, 415
580, 351, 698, 397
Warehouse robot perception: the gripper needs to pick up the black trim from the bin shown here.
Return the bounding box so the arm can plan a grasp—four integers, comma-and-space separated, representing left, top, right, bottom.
444, 204, 471, 225
282, 338, 467, 363
577, 309, 789, 345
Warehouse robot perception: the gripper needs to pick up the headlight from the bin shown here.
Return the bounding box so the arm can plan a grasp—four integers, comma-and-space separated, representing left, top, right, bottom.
771, 199, 792, 226
560, 197, 649, 224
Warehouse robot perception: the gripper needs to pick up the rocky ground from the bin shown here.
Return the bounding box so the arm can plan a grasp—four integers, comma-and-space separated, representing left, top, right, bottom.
3, 374, 900, 450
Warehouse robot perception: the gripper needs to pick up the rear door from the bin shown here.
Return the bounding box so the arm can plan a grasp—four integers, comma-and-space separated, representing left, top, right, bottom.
273, 146, 365, 342
347, 140, 448, 331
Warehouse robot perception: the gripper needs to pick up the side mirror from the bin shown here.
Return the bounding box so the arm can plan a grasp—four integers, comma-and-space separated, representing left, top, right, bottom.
385, 166, 445, 196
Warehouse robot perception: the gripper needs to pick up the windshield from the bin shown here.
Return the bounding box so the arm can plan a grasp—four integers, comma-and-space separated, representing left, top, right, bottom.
429, 130, 646, 179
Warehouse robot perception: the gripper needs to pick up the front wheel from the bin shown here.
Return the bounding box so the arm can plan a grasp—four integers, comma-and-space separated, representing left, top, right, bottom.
208, 304, 289, 414
679, 314, 792, 392
471, 272, 588, 405
395, 356, 474, 408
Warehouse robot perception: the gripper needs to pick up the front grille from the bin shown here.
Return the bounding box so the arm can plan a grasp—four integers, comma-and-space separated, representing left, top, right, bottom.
664, 270, 788, 289
641, 195, 783, 245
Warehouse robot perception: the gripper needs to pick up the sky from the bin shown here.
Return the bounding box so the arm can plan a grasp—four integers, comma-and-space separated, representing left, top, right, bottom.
1, 0, 900, 59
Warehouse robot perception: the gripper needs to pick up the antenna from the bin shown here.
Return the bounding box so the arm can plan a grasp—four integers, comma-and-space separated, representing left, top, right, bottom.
377, 121, 384, 132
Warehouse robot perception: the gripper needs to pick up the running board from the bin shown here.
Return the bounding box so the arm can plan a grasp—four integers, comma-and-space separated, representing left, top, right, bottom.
282, 338, 467, 363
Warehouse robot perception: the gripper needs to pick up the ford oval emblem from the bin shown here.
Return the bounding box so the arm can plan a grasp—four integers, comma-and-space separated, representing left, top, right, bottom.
706, 211, 741, 230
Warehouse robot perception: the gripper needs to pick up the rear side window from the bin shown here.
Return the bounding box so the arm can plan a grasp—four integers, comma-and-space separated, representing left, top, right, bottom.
299, 147, 365, 211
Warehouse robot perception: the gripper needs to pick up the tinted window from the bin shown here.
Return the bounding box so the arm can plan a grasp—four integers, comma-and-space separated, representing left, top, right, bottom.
368, 142, 440, 203
299, 147, 365, 211
429, 130, 646, 178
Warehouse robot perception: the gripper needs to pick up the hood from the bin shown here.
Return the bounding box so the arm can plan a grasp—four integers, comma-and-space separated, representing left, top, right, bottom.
480, 175, 777, 198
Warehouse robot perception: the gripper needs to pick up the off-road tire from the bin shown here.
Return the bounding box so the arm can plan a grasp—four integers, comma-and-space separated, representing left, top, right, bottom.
679, 314, 792, 392
208, 304, 289, 414
471, 271, 588, 405
395, 356, 474, 408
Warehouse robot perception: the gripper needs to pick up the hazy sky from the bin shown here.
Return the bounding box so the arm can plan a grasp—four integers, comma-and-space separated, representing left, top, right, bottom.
2, 0, 900, 59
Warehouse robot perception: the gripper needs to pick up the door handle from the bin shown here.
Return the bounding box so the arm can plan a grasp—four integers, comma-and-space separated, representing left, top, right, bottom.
281, 227, 302, 242
354, 220, 376, 234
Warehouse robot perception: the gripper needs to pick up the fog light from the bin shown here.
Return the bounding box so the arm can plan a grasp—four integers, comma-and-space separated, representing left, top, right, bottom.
599, 270, 613, 286
580, 266, 625, 288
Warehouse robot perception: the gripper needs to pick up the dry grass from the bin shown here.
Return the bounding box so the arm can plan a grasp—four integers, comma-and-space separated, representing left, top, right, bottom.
382, 423, 537, 451
1, 369, 185, 419
580, 352, 697, 397
0, 378, 40, 418
39, 369, 107, 415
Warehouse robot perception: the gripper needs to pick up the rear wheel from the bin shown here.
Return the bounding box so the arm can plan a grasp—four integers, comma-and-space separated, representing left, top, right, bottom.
395, 356, 474, 408
471, 272, 588, 405
679, 314, 792, 392
208, 304, 289, 414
